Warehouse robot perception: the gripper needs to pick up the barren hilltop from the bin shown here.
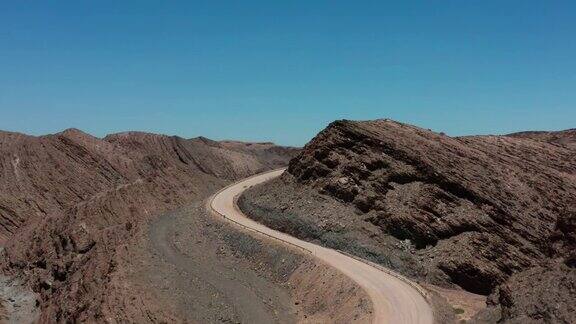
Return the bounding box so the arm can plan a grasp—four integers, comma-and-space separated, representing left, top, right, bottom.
240, 119, 576, 323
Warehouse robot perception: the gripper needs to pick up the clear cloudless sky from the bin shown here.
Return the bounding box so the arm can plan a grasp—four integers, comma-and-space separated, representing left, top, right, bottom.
0, 1, 574, 146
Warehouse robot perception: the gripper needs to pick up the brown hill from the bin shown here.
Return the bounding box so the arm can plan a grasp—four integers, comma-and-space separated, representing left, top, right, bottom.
508, 128, 576, 149
0, 129, 297, 241
240, 119, 575, 323
0, 128, 298, 322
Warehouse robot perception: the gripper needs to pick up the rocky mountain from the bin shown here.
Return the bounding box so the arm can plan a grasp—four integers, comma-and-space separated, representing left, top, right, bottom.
508, 128, 576, 149
0, 128, 297, 322
240, 119, 575, 323
0, 129, 296, 241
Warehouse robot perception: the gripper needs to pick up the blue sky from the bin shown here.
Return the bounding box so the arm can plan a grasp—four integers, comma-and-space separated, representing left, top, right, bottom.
1, 1, 574, 146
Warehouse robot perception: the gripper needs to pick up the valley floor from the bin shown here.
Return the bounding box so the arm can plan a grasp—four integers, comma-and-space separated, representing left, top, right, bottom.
126, 191, 372, 323
133, 201, 299, 323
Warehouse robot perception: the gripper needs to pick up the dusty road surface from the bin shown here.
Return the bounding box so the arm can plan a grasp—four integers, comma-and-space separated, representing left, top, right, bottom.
210, 169, 435, 324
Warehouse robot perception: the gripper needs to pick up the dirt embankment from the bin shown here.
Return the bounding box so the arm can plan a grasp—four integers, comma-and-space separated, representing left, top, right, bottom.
0, 128, 299, 322
239, 119, 576, 323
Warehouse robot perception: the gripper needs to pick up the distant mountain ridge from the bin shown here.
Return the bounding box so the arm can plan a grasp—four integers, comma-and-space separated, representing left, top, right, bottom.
507, 128, 576, 149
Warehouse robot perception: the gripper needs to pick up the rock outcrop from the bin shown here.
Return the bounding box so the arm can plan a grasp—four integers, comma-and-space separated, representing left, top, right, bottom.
284, 119, 575, 322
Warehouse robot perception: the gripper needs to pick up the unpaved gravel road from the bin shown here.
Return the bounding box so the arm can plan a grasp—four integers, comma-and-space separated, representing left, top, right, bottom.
210, 169, 435, 324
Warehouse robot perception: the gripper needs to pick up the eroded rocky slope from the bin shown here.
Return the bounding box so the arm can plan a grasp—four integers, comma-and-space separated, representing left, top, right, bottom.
0, 128, 298, 322
241, 119, 575, 323
508, 128, 576, 149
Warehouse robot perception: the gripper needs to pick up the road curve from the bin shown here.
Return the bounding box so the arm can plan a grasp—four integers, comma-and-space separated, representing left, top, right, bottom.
209, 169, 435, 324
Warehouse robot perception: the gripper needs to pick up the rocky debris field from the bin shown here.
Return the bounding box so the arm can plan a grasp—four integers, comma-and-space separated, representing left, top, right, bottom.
240, 119, 576, 323
0, 271, 39, 324
0, 128, 299, 322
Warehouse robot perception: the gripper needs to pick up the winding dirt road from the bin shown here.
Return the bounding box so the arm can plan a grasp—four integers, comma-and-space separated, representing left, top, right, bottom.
209, 169, 435, 324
